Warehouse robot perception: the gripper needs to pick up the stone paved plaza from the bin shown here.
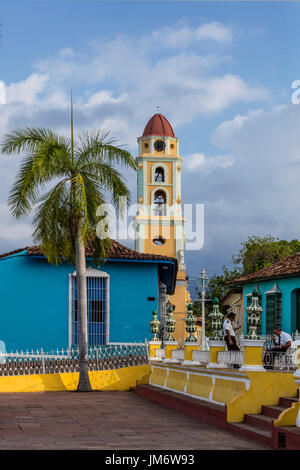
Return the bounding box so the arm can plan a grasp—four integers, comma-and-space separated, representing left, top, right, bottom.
0, 391, 268, 450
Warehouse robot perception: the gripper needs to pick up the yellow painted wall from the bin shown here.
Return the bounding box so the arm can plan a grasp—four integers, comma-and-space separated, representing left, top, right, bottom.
0, 365, 151, 393
150, 366, 168, 388
186, 374, 212, 400
274, 400, 300, 427
142, 140, 150, 154
213, 378, 246, 405
227, 371, 298, 422
166, 369, 187, 393
149, 364, 299, 424
144, 225, 176, 257
169, 280, 187, 342
168, 140, 178, 156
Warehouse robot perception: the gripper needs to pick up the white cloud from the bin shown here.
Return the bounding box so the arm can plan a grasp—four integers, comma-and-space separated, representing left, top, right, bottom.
150, 21, 234, 49
183, 102, 300, 270
0, 19, 270, 254
6, 73, 49, 105
0, 205, 32, 243
211, 109, 263, 148
185, 152, 234, 173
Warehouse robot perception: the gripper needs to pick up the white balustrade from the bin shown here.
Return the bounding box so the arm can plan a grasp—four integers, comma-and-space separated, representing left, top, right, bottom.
217, 350, 243, 368
155, 348, 165, 360
192, 350, 210, 364
171, 349, 184, 362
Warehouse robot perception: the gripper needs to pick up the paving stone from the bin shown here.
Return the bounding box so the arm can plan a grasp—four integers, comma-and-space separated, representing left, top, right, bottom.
0, 390, 269, 450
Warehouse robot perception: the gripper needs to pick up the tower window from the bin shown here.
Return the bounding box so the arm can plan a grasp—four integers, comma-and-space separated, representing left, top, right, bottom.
153, 237, 165, 246
155, 167, 165, 183
154, 190, 167, 216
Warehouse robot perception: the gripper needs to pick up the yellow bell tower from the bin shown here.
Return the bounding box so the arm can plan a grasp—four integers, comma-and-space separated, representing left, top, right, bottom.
134, 113, 189, 342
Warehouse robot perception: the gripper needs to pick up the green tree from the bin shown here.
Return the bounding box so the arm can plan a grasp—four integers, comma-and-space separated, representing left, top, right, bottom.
196, 235, 300, 325
233, 235, 300, 275
1, 104, 136, 392
195, 265, 242, 318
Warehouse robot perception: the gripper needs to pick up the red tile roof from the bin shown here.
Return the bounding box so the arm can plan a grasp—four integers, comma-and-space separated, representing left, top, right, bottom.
142, 113, 175, 138
230, 252, 300, 284
0, 240, 177, 265
0, 248, 27, 260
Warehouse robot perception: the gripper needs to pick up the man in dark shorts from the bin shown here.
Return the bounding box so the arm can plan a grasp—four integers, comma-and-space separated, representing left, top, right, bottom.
223, 312, 241, 350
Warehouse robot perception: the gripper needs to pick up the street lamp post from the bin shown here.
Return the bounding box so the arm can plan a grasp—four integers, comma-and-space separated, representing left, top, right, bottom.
198, 268, 210, 351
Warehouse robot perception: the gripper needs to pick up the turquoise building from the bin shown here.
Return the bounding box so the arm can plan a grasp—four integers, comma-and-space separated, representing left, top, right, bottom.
230, 252, 300, 335
0, 241, 177, 351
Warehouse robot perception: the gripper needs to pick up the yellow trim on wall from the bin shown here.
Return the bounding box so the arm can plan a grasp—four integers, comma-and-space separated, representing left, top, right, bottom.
227, 371, 298, 422
274, 400, 300, 427
0, 365, 151, 393
149, 364, 299, 424
212, 378, 246, 405
186, 374, 212, 399
150, 365, 168, 387
166, 369, 187, 393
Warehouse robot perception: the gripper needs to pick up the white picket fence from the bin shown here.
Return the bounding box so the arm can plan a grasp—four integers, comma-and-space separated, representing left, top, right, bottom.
0, 343, 148, 376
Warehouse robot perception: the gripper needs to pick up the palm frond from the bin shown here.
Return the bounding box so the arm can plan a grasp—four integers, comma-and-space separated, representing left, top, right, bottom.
4, 129, 72, 218
75, 130, 137, 171
32, 178, 73, 264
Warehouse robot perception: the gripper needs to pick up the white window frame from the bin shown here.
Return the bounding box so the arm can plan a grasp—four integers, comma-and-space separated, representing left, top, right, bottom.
151, 187, 170, 216
151, 162, 169, 184
68, 267, 110, 348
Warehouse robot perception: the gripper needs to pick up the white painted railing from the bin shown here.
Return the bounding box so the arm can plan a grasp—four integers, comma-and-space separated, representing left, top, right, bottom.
172, 349, 184, 361
155, 348, 165, 360
0, 343, 148, 375
217, 350, 243, 368
192, 350, 210, 364
263, 347, 298, 371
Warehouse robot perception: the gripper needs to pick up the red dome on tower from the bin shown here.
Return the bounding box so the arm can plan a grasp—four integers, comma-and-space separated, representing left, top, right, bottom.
142, 114, 175, 138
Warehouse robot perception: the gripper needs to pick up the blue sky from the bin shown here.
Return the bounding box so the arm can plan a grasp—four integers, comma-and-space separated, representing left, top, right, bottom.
1, 1, 300, 286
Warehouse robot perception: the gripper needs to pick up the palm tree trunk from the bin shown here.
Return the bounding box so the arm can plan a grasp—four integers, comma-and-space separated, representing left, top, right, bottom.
76, 233, 92, 392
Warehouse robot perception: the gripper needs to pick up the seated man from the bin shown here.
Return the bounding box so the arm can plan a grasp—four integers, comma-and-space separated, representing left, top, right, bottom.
272, 328, 292, 351
265, 328, 292, 368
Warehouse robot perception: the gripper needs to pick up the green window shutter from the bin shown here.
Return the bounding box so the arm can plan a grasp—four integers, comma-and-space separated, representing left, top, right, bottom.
266, 293, 282, 334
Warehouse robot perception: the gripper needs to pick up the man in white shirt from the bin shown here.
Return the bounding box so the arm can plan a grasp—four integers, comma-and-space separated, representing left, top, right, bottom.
223, 312, 241, 351
272, 328, 292, 351
264, 328, 292, 369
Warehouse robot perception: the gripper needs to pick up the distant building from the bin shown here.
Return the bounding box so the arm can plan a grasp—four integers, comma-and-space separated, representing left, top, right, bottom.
229, 252, 300, 335
0, 241, 177, 351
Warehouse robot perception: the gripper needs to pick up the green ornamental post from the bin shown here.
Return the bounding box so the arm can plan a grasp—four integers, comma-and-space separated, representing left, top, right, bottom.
165, 305, 176, 342
246, 287, 263, 340
208, 297, 223, 341
184, 303, 198, 342
150, 309, 160, 342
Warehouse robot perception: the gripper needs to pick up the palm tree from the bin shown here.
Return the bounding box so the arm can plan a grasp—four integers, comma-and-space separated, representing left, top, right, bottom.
1, 102, 136, 391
